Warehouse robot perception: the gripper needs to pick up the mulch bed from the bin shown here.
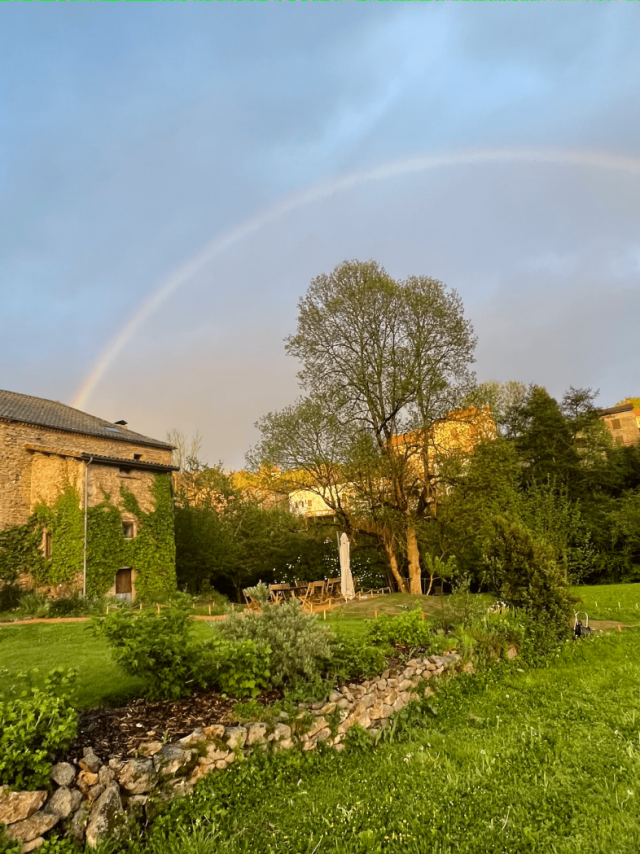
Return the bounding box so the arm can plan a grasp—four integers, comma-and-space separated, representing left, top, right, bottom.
63, 688, 281, 762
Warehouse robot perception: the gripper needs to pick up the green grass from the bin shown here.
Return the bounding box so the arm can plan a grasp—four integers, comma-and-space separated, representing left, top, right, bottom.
135, 629, 640, 854
572, 582, 640, 626
0, 620, 214, 708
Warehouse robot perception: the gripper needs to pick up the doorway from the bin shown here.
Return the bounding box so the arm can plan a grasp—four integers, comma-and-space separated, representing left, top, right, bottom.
115, 567, 133, 599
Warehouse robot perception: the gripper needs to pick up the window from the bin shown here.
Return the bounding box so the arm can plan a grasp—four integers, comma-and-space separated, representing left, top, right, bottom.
119, 466, 132, 475
104, 425, 121, 434
43, 531, 52, 559
611, 419, 621, 431
122, 521, 135, 539
133, 454, 142, 460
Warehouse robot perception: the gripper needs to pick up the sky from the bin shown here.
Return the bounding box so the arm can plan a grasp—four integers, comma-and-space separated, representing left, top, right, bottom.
2, 4, 640, 468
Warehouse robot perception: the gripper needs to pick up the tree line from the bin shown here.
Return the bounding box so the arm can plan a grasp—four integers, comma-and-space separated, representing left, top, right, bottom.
173, 260, 640, 599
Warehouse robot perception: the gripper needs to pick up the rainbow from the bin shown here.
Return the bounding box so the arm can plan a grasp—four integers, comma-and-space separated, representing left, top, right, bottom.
72, 146, 640, 411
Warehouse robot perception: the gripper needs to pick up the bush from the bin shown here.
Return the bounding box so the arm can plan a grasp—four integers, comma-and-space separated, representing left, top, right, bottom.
484, 516, 573, 642
96, 608, 201, 700
0, 583, 22, 613
217, 596, 331, 686
15, 591, 50, 619
324, 637, 387, 682
367, 605, 434, 650
0, 669, 78, 790
196, 638, 271, 698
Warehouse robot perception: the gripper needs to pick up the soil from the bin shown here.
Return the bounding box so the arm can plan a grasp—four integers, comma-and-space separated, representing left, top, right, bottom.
62, 688, 281, 762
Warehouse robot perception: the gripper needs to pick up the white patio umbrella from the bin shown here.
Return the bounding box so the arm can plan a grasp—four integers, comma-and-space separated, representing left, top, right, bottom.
339, 532, 355, 601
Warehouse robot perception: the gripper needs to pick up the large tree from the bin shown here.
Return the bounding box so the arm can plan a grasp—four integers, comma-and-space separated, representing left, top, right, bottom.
251, 259, 477, 594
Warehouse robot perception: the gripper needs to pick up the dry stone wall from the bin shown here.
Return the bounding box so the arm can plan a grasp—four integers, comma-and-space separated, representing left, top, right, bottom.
0, 653, 461, 851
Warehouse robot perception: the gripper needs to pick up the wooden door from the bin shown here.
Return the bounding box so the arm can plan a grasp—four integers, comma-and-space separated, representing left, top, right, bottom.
115, 567, 132, 595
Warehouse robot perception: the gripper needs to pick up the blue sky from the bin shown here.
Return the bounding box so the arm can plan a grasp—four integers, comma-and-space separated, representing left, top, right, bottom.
2, 4, 640, 466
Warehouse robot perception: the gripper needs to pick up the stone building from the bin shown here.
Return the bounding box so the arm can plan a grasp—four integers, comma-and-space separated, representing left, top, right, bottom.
0, 389, 179, 600
600, 401, 640, 448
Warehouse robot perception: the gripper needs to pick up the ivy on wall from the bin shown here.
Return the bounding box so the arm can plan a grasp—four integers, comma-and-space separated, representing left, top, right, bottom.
10, 473, 176, 599
0, 522, 44, 584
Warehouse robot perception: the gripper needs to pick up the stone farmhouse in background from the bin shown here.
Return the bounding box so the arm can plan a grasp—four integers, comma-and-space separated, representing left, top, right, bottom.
600, 399, 640, 447
0, 389, 178, 599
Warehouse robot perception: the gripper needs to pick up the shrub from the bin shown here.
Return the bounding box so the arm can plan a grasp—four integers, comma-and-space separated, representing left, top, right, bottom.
0, 582, 21, 613
196, 638, 271, 698
217, 597, 331, 686
324, 637, 387, 682
96, 608, 201, 700
0, 669, 78, 790
484, 516, 573, 642
367, 605, 433, 650
343, 722, 373, 753
16, 591, 50, 619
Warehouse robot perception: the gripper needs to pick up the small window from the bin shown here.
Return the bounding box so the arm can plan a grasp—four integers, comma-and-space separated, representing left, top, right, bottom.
43, 531, 52, 559
122, 521, 135, 540
307, 500, 313, 508
133, 454, 142, 460
611, 419, 621, 431
119, 466, 132, 475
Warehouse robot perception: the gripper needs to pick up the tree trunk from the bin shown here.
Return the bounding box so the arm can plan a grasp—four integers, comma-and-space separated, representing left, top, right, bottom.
383, 539, 407, 593
406, 525, 423, 595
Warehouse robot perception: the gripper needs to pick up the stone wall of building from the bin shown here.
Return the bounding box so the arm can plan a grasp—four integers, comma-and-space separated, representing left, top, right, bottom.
0, 420, 173, 530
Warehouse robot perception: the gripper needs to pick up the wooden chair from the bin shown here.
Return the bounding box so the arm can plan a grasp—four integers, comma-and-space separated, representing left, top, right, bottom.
300, 580, 327, 612
268, 583, 291, 604
325, 578, 342, 603
242, 589, 261, 612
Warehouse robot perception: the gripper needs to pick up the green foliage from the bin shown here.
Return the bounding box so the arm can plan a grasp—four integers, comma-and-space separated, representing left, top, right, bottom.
96, 608, 199, 700
342, 722, 372, 754
367, 604, 433, 650
324, 636, 387, 682
0, 582, 22, 612
32, 483, 84, 588
196, 638, 271, 699
0, 668, 77, 790
121, 476, 176, 600
0, 523, 45, 585
218, 598, 331, 686
484, 516, 573, 641
0, 825, 21, 854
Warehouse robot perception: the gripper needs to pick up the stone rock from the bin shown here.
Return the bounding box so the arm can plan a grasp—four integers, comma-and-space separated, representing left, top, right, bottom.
334, 743, 345, 753
85, 787, 124, 849
274, 737, 294, 752
203, 724, 226, 740
320, 702, 336, 715
170, 779, 193, 797
351, 686, 366, 699
77, 771, 99, 794
328, 691, 342, 703
369, 702, 384, 721
306, 717, 328, 738
23, 837, 45, 853
386, 678, 398, 688
0, 790, 47, 825
7, 811, 58, 843
507, 646, 518, 660
270, 723, 291, 742
463, 661, 475, 674
314, 727, 331, 742
70, 801, 91, 843
153, 746, 194, 777
376, 679, 387, 691
88, 785, 105, 803
398, 679, 414, 692
108, 758, 125, 774
340, 687, 354, 702
178, 729, 207, 747
201, 746, 229, 763
51, 762, 76, 788
277, 711, 290, 720
403, 667, 416, 679
98, 766, 116, 787
118, 759, 158, 794
138, 741, 163, 758
310, 701, 324, 710
302, 740, 316, 752
225, 751, 235, 764
425, 662, 437, 672
246, 723, 267, 747
225, 726, 248, 750
382, 703, 394, 718
214, 760, 227, 771
45, 787, 82, 820
79, 749, 101, 775
424, 687, 434, 698
356, 710, 371, 729
407, 658, 420, 667
337, 698, 350, 710
381, 669, 390, 680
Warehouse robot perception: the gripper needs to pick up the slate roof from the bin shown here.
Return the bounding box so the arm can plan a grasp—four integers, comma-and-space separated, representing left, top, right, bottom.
600, 403, 634, 416
0, 389, 173, 451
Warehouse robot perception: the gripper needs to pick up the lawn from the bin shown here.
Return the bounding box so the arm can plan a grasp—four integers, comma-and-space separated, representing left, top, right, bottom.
139, 627, 640, 854
0, 620, 214, 708
572, 582, 640, 627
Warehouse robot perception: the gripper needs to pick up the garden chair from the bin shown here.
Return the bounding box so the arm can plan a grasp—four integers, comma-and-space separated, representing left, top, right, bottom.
300, 580, 327, 612
325, 578, 343, 603
242, 589, 261, 612
268, 583, 291, 604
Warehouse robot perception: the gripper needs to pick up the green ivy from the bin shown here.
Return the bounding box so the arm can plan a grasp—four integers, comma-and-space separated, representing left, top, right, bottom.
0, 522, 44, 584
19, 474, 176, 599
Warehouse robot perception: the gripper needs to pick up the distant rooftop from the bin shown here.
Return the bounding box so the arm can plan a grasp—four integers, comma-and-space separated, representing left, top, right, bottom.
600, 403, 634, 417
0, 389, 173, 451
